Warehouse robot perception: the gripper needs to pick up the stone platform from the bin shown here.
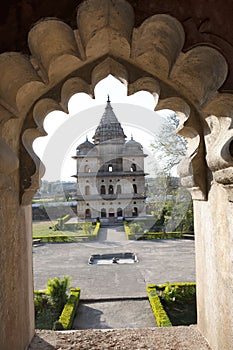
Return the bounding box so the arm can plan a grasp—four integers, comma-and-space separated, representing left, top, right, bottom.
29, 326, 211, 349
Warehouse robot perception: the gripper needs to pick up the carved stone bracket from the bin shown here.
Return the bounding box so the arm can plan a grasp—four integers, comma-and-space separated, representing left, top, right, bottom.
203, 94, 233, 201
0, 0, 231, 204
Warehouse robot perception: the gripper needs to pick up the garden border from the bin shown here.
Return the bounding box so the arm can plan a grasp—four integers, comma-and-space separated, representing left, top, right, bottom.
146, 282, 196, 327
54, 288, 81, 330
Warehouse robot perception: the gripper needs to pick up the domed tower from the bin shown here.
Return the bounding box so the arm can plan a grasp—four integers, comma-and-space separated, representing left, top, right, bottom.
93, 95, 126, 144
73, 97, 147, 221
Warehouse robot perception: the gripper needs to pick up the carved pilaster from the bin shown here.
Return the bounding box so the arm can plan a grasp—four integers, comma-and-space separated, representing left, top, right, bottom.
203, 94, 233, 201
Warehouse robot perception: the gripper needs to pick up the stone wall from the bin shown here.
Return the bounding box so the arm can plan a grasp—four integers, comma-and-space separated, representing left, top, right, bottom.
0, 1, 233, 349
194, 184, 233, 350
0, 197, 34, 350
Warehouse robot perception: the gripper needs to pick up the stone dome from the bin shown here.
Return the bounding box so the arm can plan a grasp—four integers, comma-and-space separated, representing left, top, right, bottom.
125, 136, 143, 153
76, 137, 94, 155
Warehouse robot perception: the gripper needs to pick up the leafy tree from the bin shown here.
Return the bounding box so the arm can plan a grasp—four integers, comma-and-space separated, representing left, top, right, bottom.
129, 222, 144, 234
151, 111, 187, 175
148, 111, 194, 233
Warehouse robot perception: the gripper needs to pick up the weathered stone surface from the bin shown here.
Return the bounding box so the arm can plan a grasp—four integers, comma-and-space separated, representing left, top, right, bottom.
0, 1, 233, 350
29, 327, 211, 350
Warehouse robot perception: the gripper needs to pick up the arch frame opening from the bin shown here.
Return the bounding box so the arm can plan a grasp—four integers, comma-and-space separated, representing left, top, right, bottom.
0, 2, 233, 350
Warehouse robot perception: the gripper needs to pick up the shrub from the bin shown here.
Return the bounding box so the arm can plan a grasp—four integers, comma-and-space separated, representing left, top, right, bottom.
158, 282, 196, 303
34, 291, 49, 318
46, 276, 71, 313
129, 223, 144, 234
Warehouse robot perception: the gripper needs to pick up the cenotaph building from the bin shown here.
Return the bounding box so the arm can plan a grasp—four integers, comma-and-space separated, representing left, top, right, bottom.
73, 97, 147, 221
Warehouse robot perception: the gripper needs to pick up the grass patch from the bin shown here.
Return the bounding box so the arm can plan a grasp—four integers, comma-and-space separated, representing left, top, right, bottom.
33, 221, 100, 242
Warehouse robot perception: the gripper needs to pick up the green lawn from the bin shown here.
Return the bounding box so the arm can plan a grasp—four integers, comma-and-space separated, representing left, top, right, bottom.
33, 221, 90, 237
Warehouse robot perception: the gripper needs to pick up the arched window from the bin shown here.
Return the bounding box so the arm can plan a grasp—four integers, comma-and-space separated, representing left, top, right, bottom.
85, 185, 90, 195
109, 185, 114, 194
133, 184, 137, 194
116, 184, 121, 194
100, 185, 106, 194
117, 208, 123, 217
131, 163, 137, 172
132, 207, 138, 217
85, 209, 91, 218
84, 164, 90, 172
101, 208, 106, 218
108, 164, 113, 172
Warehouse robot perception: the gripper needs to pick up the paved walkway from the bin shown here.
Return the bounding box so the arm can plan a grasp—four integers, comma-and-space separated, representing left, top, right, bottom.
33, 225, 195, 330
98, 225, 127, 242
73, 299, 156, 330
33, 238, 195, 298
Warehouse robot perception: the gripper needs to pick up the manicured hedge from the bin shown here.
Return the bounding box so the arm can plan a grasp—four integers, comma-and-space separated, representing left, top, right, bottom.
123, 222, 183, 240
124, 222, 131, 239
34, 235, 74, 243
54, 288, 81, 330
136, 231, 183, 240
146, 282, 196, 327
93, 222, 100, 238
146, 284, 172, 327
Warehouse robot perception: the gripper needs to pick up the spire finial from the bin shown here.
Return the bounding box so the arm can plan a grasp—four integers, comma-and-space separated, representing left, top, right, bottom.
107, 94, 110, 103
131, 134, 133, 140
86, 135, 88, 141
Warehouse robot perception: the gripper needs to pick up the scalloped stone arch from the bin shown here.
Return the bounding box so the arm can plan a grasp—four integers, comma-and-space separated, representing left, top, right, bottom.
1, 1, 233, 349
0, 0, 229, 205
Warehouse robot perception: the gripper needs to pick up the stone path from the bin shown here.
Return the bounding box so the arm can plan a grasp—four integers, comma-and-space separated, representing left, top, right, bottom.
72, 226, 156, 330
98, 225, 127, 242
73, 299, 156, 330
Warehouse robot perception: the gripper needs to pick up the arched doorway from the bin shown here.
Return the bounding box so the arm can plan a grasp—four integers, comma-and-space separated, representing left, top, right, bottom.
100, 185, 106, 194
109, 208, 115, 218
108, 185, 114, 195
116, 184, 121, 194
131, 163, 137, 172
117, 208, 123, 217
85, 209, 91, 219
101, 208, 106, 218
